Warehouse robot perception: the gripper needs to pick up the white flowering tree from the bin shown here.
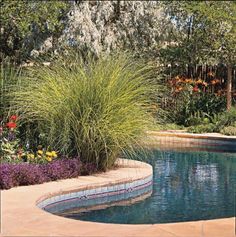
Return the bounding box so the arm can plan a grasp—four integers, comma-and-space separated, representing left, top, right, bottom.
1, 0, 170, 63
57, 1, 166, 59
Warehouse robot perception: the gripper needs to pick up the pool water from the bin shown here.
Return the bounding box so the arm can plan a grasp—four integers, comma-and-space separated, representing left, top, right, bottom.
63, 149, 236, 224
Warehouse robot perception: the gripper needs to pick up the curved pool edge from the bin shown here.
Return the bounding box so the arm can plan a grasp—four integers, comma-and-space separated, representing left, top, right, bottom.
146, 130, 236, 140
37, 159, 153, 215
145, 131, 236, 152
1, 157, 235, 236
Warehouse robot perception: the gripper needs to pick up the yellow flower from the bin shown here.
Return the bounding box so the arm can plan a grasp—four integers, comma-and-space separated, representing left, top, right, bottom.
27, 153, 35, 159
37, 150, 43, 155
46, 152, 52, 157
46, 156, 52, 162
51, 151, 57, 158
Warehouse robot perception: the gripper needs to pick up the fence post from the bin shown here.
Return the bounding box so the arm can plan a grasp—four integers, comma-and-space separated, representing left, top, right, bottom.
227, 64, 232, 110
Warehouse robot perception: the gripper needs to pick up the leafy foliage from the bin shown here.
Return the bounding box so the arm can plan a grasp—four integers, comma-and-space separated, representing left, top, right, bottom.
214, 107, 236, 130
161, 90, 226, 126
160, 1, 235, 110
187, 107, 236, 134
187, 123, 216, 134
220, 126, 236, 136
0, 118, 20, 162
161, 1, 236, 65
0, 0, 70, 62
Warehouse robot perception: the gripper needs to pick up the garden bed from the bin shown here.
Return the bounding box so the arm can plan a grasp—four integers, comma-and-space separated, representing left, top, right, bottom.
0, 158, 97, 190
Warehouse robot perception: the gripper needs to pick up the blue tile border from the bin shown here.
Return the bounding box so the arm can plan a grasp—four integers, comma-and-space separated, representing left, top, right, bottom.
37, 175, 153, 213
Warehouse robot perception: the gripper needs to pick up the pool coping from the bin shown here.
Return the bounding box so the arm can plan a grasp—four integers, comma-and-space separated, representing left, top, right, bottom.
1, 133, 236, 237
146, 130, 236, 141
145, 131, 236, 153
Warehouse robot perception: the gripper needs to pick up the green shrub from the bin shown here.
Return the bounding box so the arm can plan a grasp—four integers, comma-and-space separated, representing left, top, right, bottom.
185, 111, 211, 127
214, 107, 236, 131
187, 107, 236, 134
163, 91, 226, 126
187, 123, 216, 134
11, 53, 154, 170
220, 126, 236, 136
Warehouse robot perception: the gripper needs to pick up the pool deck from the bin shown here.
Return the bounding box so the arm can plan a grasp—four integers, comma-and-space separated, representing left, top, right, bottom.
1, 133, 236, 237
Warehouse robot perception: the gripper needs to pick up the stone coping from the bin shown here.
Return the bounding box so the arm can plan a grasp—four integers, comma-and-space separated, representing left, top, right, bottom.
147, 131, 236, 141
1, 157, 235, 237
145, 131, 236, 153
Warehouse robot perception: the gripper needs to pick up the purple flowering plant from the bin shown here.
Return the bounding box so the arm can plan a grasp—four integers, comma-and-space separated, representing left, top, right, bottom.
0, 158, 98, 190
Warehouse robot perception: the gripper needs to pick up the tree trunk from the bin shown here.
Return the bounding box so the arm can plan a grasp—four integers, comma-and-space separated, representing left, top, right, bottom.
226, 64, 232, 111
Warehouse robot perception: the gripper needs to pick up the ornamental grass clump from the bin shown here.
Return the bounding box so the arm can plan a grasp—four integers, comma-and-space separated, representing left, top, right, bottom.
0, 63, 22, 119
12, 53, 154, 170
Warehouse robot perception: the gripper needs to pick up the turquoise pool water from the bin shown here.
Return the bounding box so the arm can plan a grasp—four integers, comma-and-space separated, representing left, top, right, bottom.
62, 149, 236, 224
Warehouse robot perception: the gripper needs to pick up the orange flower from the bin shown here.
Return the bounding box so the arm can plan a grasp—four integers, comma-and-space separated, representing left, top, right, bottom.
176, 79, 183, 84
211, 80, 216, 85
208, 72, 215, 77
196, 79, 203, 84
175, 87, 183, 93
211, 79, 221, 85
185, 79, 190, 83
174, 76, 184, 84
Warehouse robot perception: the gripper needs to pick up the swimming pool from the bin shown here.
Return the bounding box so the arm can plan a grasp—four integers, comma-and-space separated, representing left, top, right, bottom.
56, 149, 235, 224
